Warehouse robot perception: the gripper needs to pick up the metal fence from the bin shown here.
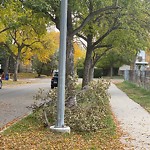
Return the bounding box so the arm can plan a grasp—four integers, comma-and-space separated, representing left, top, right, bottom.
124, 70, 150, 90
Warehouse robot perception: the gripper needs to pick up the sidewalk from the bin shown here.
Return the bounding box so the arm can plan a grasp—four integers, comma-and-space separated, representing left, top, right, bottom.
109, 83, 150, 149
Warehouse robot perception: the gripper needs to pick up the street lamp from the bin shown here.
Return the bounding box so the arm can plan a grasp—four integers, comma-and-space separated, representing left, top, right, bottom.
50, 0, 70, 133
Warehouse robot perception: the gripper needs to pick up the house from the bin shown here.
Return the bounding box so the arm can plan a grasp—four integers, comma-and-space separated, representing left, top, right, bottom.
118, 50, 150, 75
135, 50, 149, 71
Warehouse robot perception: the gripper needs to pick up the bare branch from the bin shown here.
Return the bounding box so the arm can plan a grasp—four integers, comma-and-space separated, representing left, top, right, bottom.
76, 33, 87, 41
0, 27, 10, 34
23, 39, 40, 48
94, 44, 112, 50
9, 30, 20, 47
93, 24, 120, 49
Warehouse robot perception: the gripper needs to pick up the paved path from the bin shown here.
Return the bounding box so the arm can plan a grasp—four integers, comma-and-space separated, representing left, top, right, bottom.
109, 83, 150, 150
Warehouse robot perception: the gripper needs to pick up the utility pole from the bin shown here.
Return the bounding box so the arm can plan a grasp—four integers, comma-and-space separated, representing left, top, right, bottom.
50, 0, 70, 133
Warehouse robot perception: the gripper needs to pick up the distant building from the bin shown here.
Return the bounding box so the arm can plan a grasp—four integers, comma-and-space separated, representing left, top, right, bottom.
118, 65, 130, 75
119, 50, 150, 75
135, 50, 149, 71
136, 50, 146, 62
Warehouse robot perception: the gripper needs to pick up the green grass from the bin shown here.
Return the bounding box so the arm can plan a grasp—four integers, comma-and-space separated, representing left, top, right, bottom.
17, 73, 38, 79
2, 114, 40, 135
116, 81, 150, 113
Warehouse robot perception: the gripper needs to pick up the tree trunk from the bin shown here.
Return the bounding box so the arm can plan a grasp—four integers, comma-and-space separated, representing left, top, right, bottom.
82, 34, 93, 88
66, 36, 74, 84
89, 65, 94, 82
13, 49, 21, 81
82, 48, 93, 87
38, 63, 44, 78
4, 56, 9, 75
13, 57, 20, 81
110, 65, 113, 78
65, 35, 77, 107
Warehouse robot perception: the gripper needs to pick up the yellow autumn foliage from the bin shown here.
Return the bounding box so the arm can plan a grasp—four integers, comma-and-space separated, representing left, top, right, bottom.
0, 23, 7, 43
74, 42, 85, 65
23, 31, 59, 65
35, 31, 59, 63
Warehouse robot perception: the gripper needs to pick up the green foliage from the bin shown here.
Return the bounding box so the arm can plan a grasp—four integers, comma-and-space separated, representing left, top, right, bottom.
65, 79, 111, 132
31, 79, 112, 132
79, 0, 150, 71
96, 49, 135, 69
77, 68, 84, 78
77, 68, 103, 78
94, 68, 103, 78
32, 57, 54, 76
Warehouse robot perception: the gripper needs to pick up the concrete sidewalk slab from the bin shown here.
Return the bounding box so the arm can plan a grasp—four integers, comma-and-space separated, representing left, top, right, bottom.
109, 83, 150, 149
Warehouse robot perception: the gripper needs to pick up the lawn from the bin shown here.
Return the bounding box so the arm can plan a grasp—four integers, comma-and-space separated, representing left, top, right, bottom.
0, 114, 124, 150
116, 81, 150, 113
2, 73, 41, 86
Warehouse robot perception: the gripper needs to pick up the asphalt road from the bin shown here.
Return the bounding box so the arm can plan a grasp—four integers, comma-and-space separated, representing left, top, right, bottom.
0, 78, 51, 130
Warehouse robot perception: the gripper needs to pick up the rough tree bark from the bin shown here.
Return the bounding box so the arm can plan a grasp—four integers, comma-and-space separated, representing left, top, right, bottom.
82, 34, 93, 87
13, 49, 21, 81
89, 64, 94, 82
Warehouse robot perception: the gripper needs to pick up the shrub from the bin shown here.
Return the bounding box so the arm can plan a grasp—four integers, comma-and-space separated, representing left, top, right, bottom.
31, 79, 111, 132
65, 79, 111, 132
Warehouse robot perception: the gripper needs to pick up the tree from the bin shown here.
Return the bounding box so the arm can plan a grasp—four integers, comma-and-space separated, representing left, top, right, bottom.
0, 45, 11, 75
97, 48, 136, 77
77, 0, 150, 87
22, 0, 119, 105
0, 2, 10, 35
0, 0, 51, 81
31, 32, 59, 77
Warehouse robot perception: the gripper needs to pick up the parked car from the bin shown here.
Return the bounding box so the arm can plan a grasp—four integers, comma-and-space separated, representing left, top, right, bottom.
51, 71, 58, 89
0, 77, 2, 89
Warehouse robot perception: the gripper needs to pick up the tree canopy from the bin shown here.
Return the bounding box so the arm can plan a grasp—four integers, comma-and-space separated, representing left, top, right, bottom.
0, 0, 150, 87
75, 0, 150, 86
0, 0, 59, 81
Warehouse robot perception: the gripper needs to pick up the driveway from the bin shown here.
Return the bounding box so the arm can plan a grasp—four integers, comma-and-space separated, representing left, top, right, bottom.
109, 83, 150, 149
0, 78, 50, 130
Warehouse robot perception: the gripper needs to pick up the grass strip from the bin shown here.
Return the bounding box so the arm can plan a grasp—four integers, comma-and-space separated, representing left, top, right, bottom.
116, 81, 150, 113
0, 113, 124, 150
